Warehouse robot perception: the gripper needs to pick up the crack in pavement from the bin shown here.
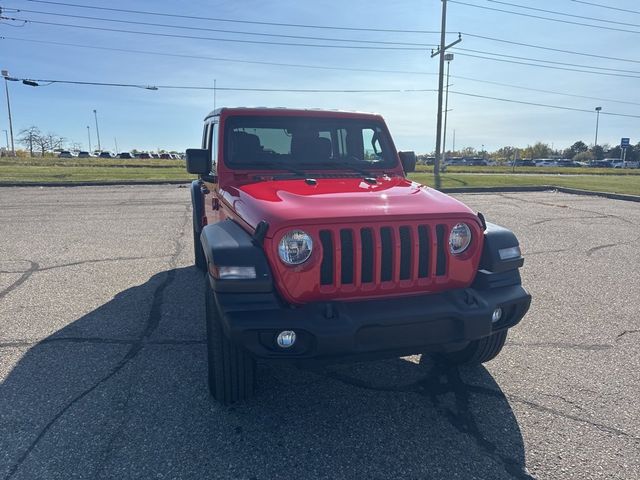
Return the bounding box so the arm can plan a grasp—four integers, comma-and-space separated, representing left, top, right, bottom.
319, 363, 537, 480
507, 341, 612, 351
616, 329, 640, 341
4, 206, 190, 480
93, 204, 190, 479
0, 261, 39, 301
498, 193, 639, 226
0, 337, 205, 348
319, 357, 640, 477
0, 255, 174, 302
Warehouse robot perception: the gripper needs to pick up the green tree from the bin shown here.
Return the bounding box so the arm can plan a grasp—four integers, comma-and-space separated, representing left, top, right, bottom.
565, 141, 588, 159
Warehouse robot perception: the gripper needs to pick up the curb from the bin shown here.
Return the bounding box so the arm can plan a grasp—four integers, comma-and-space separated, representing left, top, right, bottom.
441, 185, 640, 203
1, 181, 639, 203
0, 180, 191, 188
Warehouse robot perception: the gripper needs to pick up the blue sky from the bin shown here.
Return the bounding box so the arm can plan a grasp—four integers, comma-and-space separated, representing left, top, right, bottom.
1, 0, 639, 153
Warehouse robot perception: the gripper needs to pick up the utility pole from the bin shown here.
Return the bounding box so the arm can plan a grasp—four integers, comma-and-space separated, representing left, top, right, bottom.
442, 53, 454, 166
86, 125, 92, 152
2, 70, 15, 155
431, 1, 461, 190
93, 109, 101, 151
594, 106, 602, 147
114, 137, 119, 154
2, 129, 8, 151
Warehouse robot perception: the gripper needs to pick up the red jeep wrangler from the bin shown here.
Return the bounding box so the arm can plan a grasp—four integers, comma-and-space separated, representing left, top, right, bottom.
186, 107, 531, 405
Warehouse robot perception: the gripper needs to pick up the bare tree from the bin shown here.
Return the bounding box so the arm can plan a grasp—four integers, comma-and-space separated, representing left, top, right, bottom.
34, 132, 65, 156
17, 126, 41, 157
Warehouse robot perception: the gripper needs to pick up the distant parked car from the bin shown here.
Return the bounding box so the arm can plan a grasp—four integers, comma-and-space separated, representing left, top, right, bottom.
116, 152, 133, 159
463, 157, 488, 166
589, 160, 612, 168
57, 151, 73, 158
77, 151, 91, 158
159, 153, 172, 159
534, 159, 557, 167
98, 151, 113, 159
556, 160, 581, 167
136, 152, 151, 159
511, 160, 535, 167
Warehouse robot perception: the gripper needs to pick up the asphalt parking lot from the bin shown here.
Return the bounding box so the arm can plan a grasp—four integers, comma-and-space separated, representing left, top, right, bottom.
1, 185, 638, 479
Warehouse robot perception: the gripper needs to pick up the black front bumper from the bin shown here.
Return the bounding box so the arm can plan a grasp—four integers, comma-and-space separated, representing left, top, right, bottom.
214, 281, 531, 361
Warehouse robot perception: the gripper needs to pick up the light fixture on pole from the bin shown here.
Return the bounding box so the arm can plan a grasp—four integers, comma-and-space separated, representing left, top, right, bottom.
93, 109, 101, 151
442, 53, 454, 166
594, 106, 602, 147
1, 70, 16, 155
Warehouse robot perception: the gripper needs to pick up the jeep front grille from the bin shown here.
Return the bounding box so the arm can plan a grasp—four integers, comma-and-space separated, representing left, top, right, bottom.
318, 223, 450, 290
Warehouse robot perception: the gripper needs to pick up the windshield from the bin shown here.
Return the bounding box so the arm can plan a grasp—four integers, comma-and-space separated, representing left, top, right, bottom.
224, 116, 396, 170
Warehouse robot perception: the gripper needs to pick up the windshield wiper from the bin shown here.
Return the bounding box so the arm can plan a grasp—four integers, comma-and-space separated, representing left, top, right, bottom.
254, 161, 308, 177
302, 161, 377, 178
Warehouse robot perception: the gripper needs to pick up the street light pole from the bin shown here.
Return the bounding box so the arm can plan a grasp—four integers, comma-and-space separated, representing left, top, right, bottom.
442, 53, 454, 166
93, 109, 101, 151
2, 70, 15, 155
87, 125, 92, 152
594, 106, 602, 147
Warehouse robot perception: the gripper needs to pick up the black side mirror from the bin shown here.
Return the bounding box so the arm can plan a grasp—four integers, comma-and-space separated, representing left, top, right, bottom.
398, 151, 416, 173
186, 148, 211, 175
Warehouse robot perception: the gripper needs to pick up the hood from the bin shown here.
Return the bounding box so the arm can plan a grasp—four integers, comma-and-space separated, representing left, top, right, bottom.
221, 175, 478, 235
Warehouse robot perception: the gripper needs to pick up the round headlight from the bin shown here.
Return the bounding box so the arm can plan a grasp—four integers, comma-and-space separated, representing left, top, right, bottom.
449, 223, 472, 254
278, 230, 313, 265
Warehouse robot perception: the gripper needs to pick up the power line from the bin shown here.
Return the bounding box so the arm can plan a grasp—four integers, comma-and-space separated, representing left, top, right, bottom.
454, 47, 640, 75
460, 32, 640, 65
448, 91, 640, 119
4, 36, 640, 106
10, 3, 640, 64
486, 0, 640, 28
452, 51, 640, 79
2, 16, 433, 50
7, 73, 640, 118
0, 36, 439, 76
450, 74, 640, 107
567, 0, 640, 16
9, 8, 438, 47
449, 0, 640, 34
18, 0, 440, 34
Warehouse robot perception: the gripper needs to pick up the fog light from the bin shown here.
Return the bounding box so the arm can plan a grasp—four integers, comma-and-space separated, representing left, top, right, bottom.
492, 307, 503, 323
276, 330, 296, 348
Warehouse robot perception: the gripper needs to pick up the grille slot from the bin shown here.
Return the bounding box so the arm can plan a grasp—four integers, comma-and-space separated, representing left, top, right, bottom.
380, 227, 393, 282
399, 226, 412, 280
319, 230, 333, 285
435, 224, 447, 276
417, 225, 430, 278
340, 229, 354, 284
360, 228, 374, 283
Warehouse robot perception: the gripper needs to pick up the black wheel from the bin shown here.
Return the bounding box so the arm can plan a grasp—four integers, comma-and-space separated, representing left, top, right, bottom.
193, 224, 206, 271
439, 330, 508, 366
205, 281, 255, 405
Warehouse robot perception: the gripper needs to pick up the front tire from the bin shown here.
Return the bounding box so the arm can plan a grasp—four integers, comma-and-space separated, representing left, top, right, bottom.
439, 330, 508, 365
205, 280, 256, 405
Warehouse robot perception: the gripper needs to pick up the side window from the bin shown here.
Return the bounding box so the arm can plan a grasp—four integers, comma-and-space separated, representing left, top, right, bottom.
211, 123, 218, 166
201, 124, 208, 149
362, 128, 383, 161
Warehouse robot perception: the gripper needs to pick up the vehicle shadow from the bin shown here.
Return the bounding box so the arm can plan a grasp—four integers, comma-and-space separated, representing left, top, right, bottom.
1, 266, 532, 480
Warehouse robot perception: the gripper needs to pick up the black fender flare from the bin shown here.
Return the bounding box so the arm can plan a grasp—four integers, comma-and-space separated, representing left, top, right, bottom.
190, 180, 205, 233
200, 219, 274, 293
479, 222, 524, 273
